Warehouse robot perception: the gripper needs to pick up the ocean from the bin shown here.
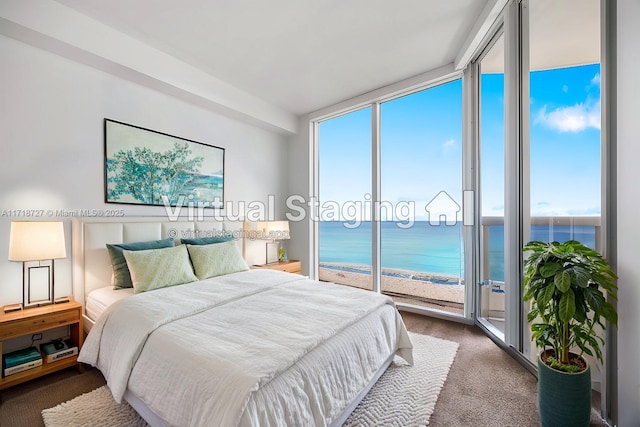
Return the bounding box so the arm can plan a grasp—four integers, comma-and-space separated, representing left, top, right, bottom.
319, 221, 597, 282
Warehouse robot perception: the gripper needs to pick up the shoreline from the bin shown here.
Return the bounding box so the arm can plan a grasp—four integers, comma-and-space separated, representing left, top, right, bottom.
319, 262, 465, 305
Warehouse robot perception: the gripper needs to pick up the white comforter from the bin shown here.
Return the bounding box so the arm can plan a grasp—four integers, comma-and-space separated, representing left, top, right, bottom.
79, 269, 413, 427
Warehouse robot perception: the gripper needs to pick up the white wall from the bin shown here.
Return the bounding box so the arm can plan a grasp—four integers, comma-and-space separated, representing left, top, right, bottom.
615, 0, 640, 424
287, 118, 313, 276
0, 35, 290, 305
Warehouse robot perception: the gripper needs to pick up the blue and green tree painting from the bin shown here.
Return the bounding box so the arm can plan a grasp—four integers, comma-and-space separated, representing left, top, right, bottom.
107, 142, 208, 206
105, 120, 224, 207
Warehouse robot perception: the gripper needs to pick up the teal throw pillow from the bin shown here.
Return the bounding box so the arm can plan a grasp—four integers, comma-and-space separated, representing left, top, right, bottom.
180, 236, 234, 245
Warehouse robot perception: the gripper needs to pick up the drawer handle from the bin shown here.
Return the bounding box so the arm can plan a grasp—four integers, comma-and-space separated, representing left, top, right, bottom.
33, 319, 46, 324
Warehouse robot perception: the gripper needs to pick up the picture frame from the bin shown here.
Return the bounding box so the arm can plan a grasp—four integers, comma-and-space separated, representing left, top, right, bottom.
104, 119, 224, 208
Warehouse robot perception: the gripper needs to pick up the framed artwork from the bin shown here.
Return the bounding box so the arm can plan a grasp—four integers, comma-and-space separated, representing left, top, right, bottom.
104, 119, 224, 208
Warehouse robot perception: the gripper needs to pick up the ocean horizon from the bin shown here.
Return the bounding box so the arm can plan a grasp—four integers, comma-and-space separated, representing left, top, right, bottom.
319, 221, 597, 282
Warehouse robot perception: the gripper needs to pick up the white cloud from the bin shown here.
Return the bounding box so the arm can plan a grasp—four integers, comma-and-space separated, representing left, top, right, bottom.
562, 85, 569, 93
531, 200, 600, 216
535, 98, 600, 133
442, 138, 456, 154
590, 73, 600, 88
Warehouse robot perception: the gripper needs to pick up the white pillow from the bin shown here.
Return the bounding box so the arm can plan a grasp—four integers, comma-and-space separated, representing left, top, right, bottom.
187, 240, 249, 280
123, 245, 198, 293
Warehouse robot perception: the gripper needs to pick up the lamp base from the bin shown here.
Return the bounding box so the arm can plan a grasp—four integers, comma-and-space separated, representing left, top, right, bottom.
24, 299, 53, 309
3, 303, 23, 313
265, 241, 279, 264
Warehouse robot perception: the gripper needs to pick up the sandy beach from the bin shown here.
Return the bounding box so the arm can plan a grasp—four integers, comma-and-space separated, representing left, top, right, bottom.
319, 263, 465, 313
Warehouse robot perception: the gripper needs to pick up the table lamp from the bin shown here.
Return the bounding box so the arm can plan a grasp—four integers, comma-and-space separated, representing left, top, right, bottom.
257, 221, 290, 264
7, 221, 67, 311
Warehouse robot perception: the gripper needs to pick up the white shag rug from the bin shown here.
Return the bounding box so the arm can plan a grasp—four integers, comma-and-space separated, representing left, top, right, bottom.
42, 333, 458, 427
41, 385, 148, 427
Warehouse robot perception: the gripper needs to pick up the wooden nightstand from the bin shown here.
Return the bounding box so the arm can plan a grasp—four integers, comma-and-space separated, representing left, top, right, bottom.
252, 260, 301, 274
0, 299, 83, 390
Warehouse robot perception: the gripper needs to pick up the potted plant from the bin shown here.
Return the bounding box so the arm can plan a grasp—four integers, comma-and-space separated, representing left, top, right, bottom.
523, 240, 617, 427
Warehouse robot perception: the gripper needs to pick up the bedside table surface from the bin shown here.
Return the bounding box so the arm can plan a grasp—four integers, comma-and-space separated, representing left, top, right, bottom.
252, 260, 301, 273
0, 298, 80, 322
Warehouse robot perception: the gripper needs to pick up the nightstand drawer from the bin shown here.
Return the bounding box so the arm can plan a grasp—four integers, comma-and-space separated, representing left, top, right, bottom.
0, 310, 78, 340
279, 262, 301, 273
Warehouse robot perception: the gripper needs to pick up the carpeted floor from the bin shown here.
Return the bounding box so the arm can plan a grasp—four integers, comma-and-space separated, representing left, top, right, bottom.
0, 367, 105, 427
0, 312, 608, 427
401, 312, 607, 427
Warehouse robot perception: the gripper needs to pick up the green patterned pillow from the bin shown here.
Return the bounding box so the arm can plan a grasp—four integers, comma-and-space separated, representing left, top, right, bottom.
187, 240, 249, 280
107, 238, 175, 289
123, 245, 198, 293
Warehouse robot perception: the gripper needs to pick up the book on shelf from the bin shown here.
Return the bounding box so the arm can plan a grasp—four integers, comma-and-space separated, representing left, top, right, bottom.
3, 346, 41, 367
40, 338, 78, 363
3, 346, 43, 377
4, 358, 43, 377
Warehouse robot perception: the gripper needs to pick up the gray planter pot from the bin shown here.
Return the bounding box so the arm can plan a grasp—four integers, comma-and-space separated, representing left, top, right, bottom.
537, 352, 591, 427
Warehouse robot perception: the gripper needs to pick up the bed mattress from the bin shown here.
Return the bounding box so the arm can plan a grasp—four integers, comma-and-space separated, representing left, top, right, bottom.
85, 286, 134, 322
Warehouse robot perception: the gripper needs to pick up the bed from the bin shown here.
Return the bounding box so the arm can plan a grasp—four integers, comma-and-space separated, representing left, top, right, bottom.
72, 217, 413, 427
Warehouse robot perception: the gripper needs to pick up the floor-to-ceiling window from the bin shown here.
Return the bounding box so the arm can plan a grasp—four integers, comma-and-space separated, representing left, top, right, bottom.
469, 0, 602, 360
313, 3, 604, 375
526, 0, 601, 364
380, 80, 464, 313
316, 80, 465, 316
318, 107, 372, 291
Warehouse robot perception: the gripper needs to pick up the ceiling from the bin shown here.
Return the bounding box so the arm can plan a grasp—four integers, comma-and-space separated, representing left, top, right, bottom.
479, 0, 600, 74
54, 0, 487, 115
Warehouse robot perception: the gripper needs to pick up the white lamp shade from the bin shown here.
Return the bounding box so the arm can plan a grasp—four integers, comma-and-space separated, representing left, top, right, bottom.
257, 221, 290, 240
8, 221, 66, 261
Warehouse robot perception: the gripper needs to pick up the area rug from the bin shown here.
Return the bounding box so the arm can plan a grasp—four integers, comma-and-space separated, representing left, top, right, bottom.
42, 333, 458, 427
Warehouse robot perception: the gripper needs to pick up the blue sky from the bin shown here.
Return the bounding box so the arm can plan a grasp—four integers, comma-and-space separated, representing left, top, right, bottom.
319, 63, 601, 220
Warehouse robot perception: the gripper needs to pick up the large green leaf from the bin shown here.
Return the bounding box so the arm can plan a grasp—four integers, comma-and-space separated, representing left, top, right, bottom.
573, 296, 587, 323
540, 262, 561, 278
539, 283, 556, 309
600, 302, 618, 324
571, 266, 591, 288
559, 289, 576, 323
554, 270, 571, 293
584, 287, 605, 311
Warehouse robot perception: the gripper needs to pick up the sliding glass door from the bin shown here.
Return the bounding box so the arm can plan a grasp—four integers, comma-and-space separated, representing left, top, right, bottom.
477, 34, 506, 340
525, 0, 602, 363
380, 80, 464, 314
471, 0, 603, 368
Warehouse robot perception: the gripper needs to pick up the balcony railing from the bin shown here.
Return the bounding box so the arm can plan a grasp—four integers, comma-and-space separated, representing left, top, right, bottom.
481, 215, 601, 280
319, 216, 602, 315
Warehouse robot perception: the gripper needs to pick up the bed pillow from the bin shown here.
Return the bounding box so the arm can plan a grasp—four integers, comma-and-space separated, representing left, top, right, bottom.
123, 245, 198, 293
187, 240, 249, 280
107, 238, 175, 290
180, 236, 233, 245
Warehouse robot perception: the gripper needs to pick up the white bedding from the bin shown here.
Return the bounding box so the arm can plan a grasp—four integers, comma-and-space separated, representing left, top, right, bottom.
79, 269, 413, 427
85, 286, 134, 321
